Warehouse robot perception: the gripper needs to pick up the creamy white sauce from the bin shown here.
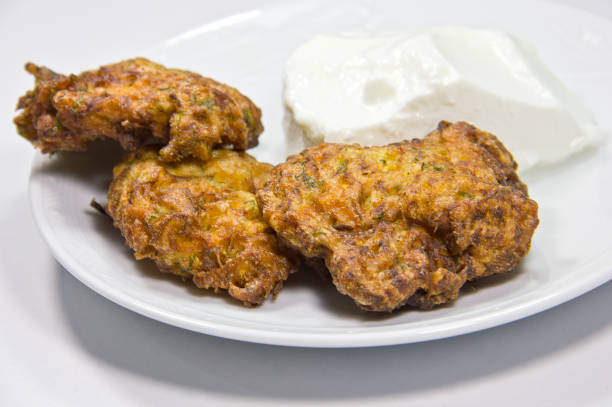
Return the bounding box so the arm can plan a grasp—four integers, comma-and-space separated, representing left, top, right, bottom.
283, 27, 604, 171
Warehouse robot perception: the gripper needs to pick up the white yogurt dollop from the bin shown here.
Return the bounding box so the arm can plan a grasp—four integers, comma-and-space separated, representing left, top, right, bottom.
283, 27, 604, 171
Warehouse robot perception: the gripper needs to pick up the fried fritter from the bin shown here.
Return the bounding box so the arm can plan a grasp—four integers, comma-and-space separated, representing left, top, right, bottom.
107, 146, 296, 306
257, 121, 539, 311
14, 58, 263, 161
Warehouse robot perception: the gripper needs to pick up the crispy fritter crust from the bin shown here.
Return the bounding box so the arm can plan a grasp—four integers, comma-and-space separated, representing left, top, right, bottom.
257, 122, 539, 311
107, 147, 296, 306
14, 58, 263, 161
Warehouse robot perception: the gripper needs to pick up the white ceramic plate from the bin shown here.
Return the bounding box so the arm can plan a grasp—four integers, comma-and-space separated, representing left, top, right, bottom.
29, 0, 612, 347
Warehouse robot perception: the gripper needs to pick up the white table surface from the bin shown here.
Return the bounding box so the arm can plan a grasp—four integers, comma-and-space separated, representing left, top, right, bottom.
1, 1, 611, 405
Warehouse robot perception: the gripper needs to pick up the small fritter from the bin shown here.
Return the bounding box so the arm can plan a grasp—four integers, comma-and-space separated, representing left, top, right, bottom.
257, 122, 539, 312
107, 147, 296, 306
14, 58, 263, 161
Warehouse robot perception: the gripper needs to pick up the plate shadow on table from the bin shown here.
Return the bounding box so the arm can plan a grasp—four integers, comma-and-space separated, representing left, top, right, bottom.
56, 260, 612, 400
30, 137, 612, 399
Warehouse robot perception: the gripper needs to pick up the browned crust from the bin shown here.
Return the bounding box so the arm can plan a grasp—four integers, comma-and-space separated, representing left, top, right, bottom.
107, 146, 297, 306
257, 121, 539, 312
14, 58, 263, 161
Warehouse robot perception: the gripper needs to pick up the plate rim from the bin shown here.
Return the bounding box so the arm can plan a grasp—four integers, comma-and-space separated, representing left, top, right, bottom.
26, 0, 612, 347
28, 152, 612, 347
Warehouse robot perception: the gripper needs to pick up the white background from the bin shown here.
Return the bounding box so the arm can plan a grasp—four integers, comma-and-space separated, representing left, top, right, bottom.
1, 1, 611, 405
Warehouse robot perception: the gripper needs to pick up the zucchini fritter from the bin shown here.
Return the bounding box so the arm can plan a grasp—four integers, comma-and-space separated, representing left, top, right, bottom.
257, 122, 539, 312
14, 58, 263, 161
107, 147, 296, 306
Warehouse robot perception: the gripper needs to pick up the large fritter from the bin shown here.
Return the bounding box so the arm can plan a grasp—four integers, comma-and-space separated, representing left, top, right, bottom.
257, 122, 539, 312
14, 58, 263, 161
107, 147, 296, 306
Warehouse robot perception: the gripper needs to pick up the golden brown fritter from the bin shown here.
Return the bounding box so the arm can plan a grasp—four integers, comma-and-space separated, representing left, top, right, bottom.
14, 58, 263, 161
107, 146, 296, 306
257, 121, 539, 312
